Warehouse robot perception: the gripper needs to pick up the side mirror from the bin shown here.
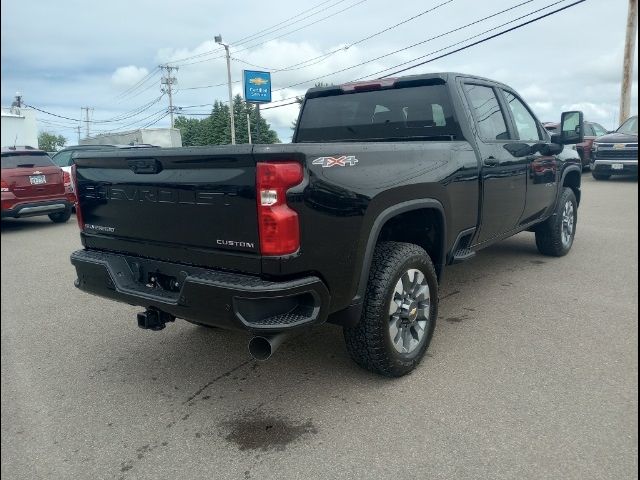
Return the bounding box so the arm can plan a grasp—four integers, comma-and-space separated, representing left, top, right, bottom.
558, 110, 584, 145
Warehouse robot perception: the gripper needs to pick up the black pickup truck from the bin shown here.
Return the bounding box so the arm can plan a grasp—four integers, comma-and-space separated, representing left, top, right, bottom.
71, 72, 584, 377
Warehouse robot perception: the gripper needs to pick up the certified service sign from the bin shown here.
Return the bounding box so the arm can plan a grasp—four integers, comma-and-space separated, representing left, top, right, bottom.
243, 70, 272, 103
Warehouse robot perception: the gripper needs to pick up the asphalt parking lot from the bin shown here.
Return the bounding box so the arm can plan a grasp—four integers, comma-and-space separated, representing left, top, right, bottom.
1, 174, 637, 480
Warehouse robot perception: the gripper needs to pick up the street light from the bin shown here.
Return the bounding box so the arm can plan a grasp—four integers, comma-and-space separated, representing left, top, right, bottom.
215, 34, 236, 145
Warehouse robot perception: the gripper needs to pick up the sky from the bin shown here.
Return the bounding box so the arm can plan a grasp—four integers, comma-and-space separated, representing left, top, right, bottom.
1, 0, 638, 144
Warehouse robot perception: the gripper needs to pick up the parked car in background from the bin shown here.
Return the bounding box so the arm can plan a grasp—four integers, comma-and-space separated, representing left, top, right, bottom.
53, 145, 130, 173
543, 120, 608, 170
591, 115, 638, 180
1, 146, 75, 222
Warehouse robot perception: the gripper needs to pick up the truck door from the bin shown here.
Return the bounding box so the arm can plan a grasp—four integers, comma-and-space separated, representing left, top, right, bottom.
499, 89, 557, 224
462, 83, 527, 244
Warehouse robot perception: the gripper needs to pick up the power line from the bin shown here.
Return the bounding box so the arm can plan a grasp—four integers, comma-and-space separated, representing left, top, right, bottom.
232, 0, 345, 46
24, 94, 165, 125
233, 0, 455, 74
90, 108, 170, 134
231, 0, 352, 48
180, 0, 453, 91
165, 0, 350, 66
259, 0, 585, 111
181, 0, 453, 92
183, 0, 538, 93
270, 0, 540, 94
113, 67, 161, 101
379, 0, 586, 77
160, 65, 178, 127
171, 0, 368, 67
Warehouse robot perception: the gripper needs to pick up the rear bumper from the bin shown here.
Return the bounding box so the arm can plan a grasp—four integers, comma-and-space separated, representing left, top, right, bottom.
1, 198, 73, 218
70, 249, 331, 333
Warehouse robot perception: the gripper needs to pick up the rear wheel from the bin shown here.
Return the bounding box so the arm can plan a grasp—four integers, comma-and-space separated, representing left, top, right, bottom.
343, 241, 438, 377
48, 206, 72, 223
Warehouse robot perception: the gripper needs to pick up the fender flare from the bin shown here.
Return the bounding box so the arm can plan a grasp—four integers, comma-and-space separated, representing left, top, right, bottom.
558, 165, 582, 205
353, 198, 447, 303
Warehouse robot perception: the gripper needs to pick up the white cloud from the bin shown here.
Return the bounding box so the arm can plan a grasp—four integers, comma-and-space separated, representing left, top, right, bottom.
520, 85, 550, 102
3, 0, 638, 141
111, 66, 150, 88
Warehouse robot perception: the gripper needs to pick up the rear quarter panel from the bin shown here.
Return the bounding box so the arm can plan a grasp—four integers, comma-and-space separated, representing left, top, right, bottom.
254, 141, 479, 312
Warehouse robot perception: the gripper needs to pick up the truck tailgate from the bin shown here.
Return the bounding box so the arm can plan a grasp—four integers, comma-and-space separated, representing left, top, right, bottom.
74, 146, 260, 271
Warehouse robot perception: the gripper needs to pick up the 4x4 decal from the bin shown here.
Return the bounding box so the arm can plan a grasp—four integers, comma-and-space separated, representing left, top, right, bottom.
312, 155, 359, 168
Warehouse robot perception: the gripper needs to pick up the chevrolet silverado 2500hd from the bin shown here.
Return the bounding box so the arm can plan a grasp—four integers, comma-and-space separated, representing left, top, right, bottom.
70, 72, 584, 377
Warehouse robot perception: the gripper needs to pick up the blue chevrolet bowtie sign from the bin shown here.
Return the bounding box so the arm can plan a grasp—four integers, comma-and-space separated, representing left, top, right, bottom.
243, 70, 272, 103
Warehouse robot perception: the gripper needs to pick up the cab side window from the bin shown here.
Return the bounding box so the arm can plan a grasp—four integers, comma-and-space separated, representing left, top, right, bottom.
503, 91, 541, 141
463, 84, 510, 141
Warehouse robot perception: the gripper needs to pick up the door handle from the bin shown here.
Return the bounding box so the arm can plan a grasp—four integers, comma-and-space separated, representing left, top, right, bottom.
483, 156, 499, 167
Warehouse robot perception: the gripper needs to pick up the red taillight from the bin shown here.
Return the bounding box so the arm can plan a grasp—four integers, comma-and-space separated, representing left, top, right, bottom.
256, 162, 303, 256
63, 171, 73, 190
71, 164, 84, 230
0, 178, 9, 192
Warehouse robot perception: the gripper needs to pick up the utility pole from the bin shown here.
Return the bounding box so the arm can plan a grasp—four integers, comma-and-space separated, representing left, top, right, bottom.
619, 0, 638, 125
81, 107, 93, 139
255, 104, 261, 143
160, 64, 178, 128
76, 125, 81, 144
215, 34, 236, 144
246, 110, 252, 144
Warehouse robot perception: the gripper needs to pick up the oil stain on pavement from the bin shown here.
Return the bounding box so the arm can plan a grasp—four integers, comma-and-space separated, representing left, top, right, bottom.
222, 411, 318, 451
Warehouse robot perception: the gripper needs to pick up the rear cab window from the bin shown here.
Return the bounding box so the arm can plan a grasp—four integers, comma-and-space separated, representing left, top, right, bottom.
296, 82, 462, 142
462, 84, 510, 141
1, 152, 56, 169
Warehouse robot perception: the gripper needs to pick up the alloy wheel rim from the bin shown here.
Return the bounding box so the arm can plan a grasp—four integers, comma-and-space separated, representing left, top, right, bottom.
388, 268, 430, 354
561, 200, 575, 247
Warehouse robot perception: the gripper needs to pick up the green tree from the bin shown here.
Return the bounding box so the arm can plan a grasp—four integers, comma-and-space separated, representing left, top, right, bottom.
38, 132, 66, 151
174, 95, 280, 146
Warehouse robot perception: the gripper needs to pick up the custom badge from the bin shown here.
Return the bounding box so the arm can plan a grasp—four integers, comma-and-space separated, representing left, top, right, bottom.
312, 156, 359, 168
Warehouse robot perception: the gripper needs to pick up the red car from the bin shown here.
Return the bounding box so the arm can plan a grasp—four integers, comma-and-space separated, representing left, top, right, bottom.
1, 146, 76, 223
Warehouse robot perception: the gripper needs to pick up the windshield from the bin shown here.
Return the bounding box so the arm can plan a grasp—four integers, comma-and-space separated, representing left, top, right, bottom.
51, 150, 73, 167
296, 84, 461, 142
1, 152, 56, 169
617, 116, 638, 135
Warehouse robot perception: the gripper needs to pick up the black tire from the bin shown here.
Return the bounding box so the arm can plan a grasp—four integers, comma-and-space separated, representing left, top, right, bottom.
343, 241, 438, 377
592, 170, 610, 180
48, 206, 72, 223
535, 187, 577, 257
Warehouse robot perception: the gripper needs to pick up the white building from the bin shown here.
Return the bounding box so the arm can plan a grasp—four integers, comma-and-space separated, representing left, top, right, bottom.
1, 106, 38, 148
80, 128, 182, 148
